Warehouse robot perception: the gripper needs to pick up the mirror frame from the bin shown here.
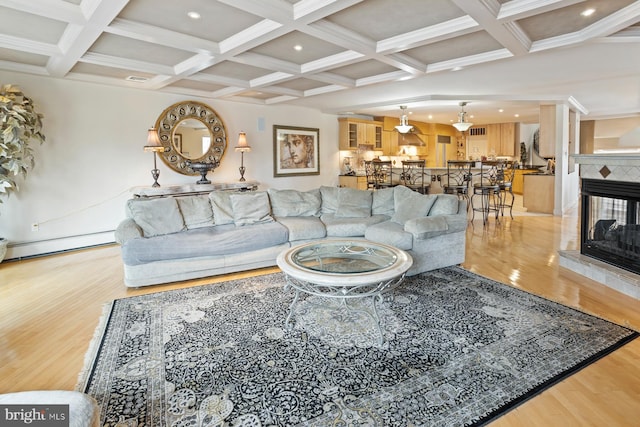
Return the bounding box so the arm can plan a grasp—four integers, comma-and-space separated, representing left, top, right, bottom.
154, 101, 227, 176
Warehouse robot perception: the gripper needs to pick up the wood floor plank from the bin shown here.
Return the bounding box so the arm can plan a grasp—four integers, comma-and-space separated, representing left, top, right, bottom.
0, 211, 638, 426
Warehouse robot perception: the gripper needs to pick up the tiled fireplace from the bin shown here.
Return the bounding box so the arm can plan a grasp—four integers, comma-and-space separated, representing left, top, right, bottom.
560, 154, 640, 300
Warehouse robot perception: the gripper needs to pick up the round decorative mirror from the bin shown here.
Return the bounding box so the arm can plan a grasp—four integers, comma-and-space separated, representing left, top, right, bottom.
154, 101, 227, 176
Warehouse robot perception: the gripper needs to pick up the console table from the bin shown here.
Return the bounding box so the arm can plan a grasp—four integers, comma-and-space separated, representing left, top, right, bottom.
131, 181, 259, 198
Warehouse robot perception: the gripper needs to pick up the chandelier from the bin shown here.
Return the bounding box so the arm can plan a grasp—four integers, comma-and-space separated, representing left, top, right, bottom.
395, 106, 413, 133
452, 102, 473, 132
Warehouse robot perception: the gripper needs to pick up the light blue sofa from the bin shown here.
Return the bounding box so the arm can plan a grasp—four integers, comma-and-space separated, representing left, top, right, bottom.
115, 185, 467, 287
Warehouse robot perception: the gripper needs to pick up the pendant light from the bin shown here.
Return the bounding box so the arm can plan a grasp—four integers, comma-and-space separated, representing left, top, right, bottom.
395, 106, 413, 133
452, 102, 473, 132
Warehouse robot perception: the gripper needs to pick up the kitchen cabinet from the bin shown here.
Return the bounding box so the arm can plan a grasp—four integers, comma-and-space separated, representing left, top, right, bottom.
538, 105, 556, 158
487, 123, 518, 156
523, 174, 554, 213
339, 175, 368, 190
338, 118, 383, 150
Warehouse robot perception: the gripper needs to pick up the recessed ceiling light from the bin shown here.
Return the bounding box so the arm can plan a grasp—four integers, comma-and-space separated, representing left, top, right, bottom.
187, 11, 201, 19
581, 8, 595, 17
428, 115, 433, 120
293, 44, 303, 51
514, 113, 520, 118
452, 66, 463, 71
498, 109, 504, 113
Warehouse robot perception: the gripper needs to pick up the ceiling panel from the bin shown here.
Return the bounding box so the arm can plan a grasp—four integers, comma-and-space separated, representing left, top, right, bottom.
0, 6, 66, 43
248, 31, 346, 64
88, 33, 195, 66
326, 0, 464, 41
403, 31, 503, 65
118, 0, 261, 41
518, 0, 637, 41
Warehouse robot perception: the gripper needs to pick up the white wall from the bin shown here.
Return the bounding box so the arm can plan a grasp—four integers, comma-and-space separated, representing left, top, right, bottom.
0, 71, 340, 259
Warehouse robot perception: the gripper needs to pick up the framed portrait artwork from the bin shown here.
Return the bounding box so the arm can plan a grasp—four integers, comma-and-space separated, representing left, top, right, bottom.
273, 125, 320, 177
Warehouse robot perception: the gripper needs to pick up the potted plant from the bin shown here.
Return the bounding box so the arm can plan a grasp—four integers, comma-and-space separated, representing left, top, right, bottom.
0, 84, 46, 262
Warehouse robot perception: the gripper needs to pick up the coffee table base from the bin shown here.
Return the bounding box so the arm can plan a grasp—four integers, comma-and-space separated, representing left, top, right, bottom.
283, 273, 406, 346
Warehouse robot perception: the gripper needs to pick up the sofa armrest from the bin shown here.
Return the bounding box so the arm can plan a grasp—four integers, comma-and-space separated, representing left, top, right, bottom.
115, 218, 143, 245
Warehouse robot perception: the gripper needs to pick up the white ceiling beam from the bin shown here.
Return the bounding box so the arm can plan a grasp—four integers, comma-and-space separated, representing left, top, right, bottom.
426, 48, 513, 73
107, 19, 219, 55
303, 72, 355, 87
46, 0, 130, 78
0, 34, 60, 56
79, 52, 174, 75
498, 0, 586, 21
250, 71, 296, 87
301, 50, 364, 73
233, 52, 301, 75
452, 0, 531, 56
377, 16, 480, 54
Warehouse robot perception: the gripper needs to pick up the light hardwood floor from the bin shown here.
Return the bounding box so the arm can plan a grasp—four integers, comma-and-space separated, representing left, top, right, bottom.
1, 211, 639, 426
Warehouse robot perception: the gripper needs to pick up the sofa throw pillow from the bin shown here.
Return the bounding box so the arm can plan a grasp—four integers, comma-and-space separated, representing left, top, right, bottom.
127, 197, 186, 237
391, 192, 437, 225
208, 191, 235, 225
320, 186, 339, 215
268, 188, 321, 217
230, 192, 274, 226
176, 195, 214, 229
429, 194, 459, 216
372, 187, 395, 216
335, 187, 372, 218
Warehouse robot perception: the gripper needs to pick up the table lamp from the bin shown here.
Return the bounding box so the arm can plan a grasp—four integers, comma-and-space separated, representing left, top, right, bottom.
143, 128, 166, 187
235, 132, 251, 182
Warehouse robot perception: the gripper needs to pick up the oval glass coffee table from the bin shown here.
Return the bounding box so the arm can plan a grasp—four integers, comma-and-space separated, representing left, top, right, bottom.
276, 239, 413, 344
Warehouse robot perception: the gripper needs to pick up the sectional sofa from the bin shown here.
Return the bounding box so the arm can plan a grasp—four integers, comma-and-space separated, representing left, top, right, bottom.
115, 185, 467, 287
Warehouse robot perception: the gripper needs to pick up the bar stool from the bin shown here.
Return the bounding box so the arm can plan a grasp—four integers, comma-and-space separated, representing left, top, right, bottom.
372, 160, 394, 189
496, 161, 516, 218
471, 161, 503, 225
401, 159, 429, 194
438, 160, 474, 208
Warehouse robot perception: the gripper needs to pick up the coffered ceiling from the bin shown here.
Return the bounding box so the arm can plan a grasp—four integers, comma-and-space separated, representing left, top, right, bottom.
1, 0, 640, 125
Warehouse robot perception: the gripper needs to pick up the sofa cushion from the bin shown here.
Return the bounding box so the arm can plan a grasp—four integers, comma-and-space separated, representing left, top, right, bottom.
365, 220, 413, 250
176, 194, 214, 229
372, 187, 395, 216
429, 194, 459, 216
268, 188, 321, 217
320, 186, 340, 215
122, 221, 289, 266
127, 197, 186, 237
275, 216, 327, 241
230, 192, 274, 226
404, 216, 449, 240
321, 213, 388, 237
391, 191, 437, 225
208, 191, 235, 225
335, 187, 372, 218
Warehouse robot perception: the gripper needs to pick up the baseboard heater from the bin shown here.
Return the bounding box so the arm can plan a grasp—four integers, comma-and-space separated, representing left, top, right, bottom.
5, 230, 116, 261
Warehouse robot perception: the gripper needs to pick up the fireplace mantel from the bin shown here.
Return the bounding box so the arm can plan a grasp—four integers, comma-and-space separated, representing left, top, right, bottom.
572, 154, 640, 183
573, 154, 640, 165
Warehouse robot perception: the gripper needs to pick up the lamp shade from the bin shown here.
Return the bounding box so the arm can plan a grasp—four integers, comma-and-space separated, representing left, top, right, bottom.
144, 128, 165, 152
235, 131, 251, 152
452, 121, 473, 132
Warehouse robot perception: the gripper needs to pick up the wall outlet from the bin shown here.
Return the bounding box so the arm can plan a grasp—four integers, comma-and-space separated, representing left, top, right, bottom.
31, 223, 39, 232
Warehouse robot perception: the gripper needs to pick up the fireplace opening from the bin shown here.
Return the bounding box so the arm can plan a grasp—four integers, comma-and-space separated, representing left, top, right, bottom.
581, 179, 640, 275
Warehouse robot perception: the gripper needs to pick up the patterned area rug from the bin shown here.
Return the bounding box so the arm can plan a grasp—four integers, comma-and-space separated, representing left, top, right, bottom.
78, 267, 637, 426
